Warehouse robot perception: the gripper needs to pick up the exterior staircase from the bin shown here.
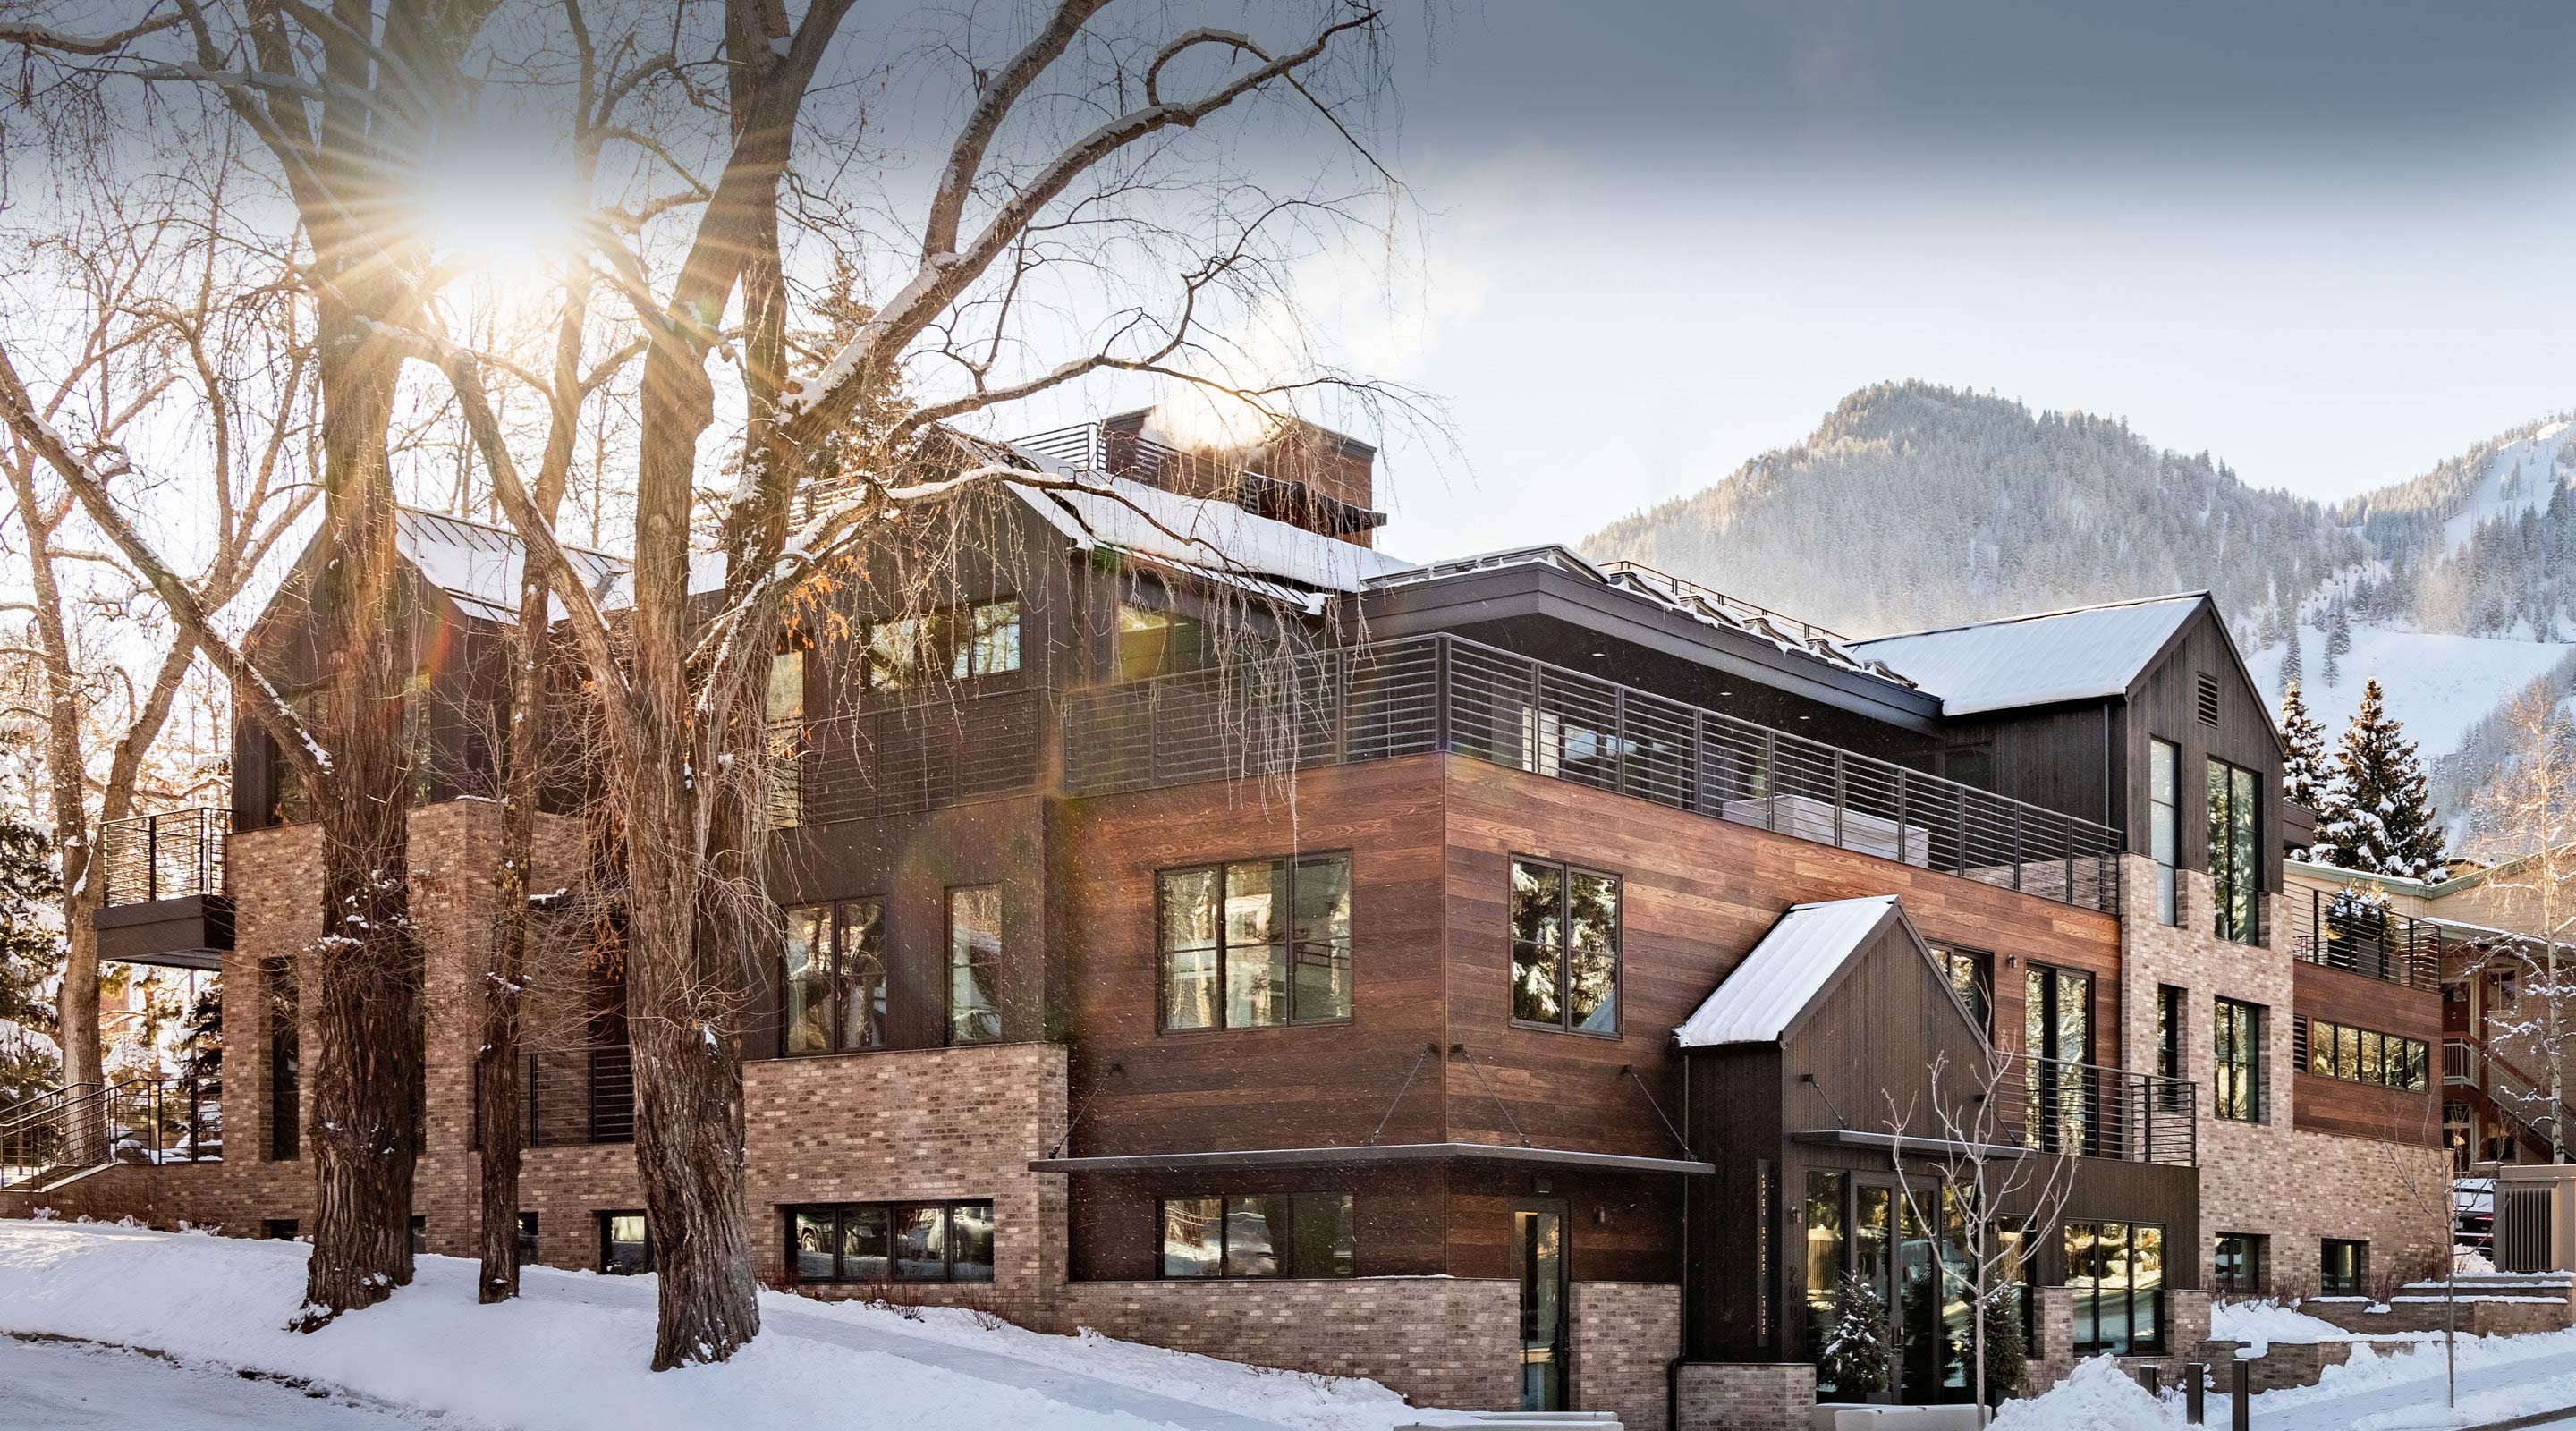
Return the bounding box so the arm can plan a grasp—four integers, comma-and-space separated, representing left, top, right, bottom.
2446, 1037, 2576, 1164
0, 1079, 219, 1195
2302, 1272, 2576, 1336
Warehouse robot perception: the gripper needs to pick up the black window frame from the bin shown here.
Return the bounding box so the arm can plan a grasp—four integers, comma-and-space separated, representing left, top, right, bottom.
517, 1212, 539, 1266
2213, 1232, 2267, 1295
263, 1218, 298, 1241
2207, 757, 2262, 944
2149, 737, 2181, 926
1932, 944, 1993, 1037
2157, 985, 2186, 1081
784, 1198, 996, 1284
860, 597, 1022, 692
599, 1209, 654, 1276
945, 884, 1004, 1046
1155, 853, 1355, 1034
2214, 996, 2265, 1123
1508, 856, 1623, 1038
2062, 1218, 2169, 1357
2320, 1238, 2370, 1296
782, 896, 889, 1057
2304, 1019, 2431, 1091
1114, 600, 1211, 682
1155, 1191, 1358, 1280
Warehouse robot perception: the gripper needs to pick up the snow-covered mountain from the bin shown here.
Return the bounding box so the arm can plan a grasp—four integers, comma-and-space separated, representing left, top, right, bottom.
1580, 383, 2576, 839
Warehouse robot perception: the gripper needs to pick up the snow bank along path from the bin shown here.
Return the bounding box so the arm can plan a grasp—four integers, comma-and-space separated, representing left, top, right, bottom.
0, 1334, 426, 1429
0, 1220, 1419, 1431
2249, 1325, 2576, 1431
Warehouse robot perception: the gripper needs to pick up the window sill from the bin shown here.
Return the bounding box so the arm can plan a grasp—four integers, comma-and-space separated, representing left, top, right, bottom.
1155, 1019, 1357, 1037
1509, 1019, 1622, 1041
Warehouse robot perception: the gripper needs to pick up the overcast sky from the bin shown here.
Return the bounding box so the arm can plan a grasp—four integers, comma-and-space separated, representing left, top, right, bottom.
1309, 1, 2576, 557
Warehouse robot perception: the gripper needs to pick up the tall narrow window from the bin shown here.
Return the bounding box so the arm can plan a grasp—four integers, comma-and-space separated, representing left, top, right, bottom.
1805, 1172, 1850, 1394
2024, 964, 2094, 1152
2149, 739, 2179, 925
1157, 855, 1352, 1031
2157, 986, 2185, 1081
2207, 758, 2261, 944
947, 885, 1004, 1046
2214, 996, 2264, 1122
766, 648, 805, 826
1511, 858, 1622, 1036
1932, 944, 1993, 1036
2063, 1220, 2166, 1356
782, 899, 887, 1055
265, 955, 299, 1162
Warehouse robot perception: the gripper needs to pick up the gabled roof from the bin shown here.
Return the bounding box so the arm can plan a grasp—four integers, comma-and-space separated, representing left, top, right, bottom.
394, 508, 628, 625
1846, 593, 2207, 716
1673, 896, 1902, 1047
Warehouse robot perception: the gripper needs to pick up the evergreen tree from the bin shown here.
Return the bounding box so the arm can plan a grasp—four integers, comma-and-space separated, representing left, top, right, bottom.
1979, 1292, 2029, 1402
2280, 624, 2304, 694
2318, 679, 2450, 878
2279, 681, 2333, 849
2326, 598, 2353, 661
0, 812, 63, 1106
1817, 1271, 1894, 1398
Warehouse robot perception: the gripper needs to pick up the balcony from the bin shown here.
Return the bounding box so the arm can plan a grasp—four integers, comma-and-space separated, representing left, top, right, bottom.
1012, 420, 1386, 538
92, 808, 232, 970
1061, 633, 2125, 914
473, 1044, 634, 1148
2004, 1054, 2198, 1166
2287, 886, 2450, 990
768, 688, 1048, 828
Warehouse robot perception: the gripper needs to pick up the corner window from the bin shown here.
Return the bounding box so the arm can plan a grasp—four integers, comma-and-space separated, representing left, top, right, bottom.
2214, 1232, 2267, 1295
2149, 738, 2179, 925
2321, 1238, 2369, 1296
788, 1199, 994, 1283
2215, 996, 2265, 1122
2207, 758, 2260, 944
783, 899, 887, 1055
1157, 855, 1353, 1031
1932, 944, 1992, 1036
2063, 1220, 2165, 1355
2305, 1020, 2430, 1091
863, 598, 1021, 692
947, 885, 1004, 1046
1158, 1193, 1355, 1279
599, 1211, 653, 1275
1115, 604, 1209, 681
1510, 858, 1622, 1036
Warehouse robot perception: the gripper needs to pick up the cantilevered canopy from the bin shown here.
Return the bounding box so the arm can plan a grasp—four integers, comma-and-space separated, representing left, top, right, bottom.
1029, 1140, 1712, 1177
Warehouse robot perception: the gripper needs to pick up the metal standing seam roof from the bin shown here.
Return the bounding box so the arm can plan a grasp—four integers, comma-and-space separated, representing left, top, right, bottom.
1843, 593, 2207, 716
1672, 895, 1902, 1047
394, 508, 629, 624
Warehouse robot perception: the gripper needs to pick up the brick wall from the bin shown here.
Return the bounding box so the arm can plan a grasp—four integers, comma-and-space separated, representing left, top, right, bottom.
1060, 1275, 1521, 1412
1572, 1282, 1680, 1431
1674, 1361, 1813, 1431
2118, 858, 2449, 1292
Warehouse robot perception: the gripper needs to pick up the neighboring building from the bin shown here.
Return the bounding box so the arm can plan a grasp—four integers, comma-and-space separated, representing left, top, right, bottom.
4, 414, 2451, 1430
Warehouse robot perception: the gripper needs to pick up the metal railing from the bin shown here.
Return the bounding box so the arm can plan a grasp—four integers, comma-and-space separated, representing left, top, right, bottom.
2287, 887, 2448, 988
0, 1078, 219, 1187
2002, 1054, 2197, 1166
1011, 420, 1385, 534
767, 688, 1048, 828
2447, 1037, 2573, 1151
96, 807, 228, 907
474, 1044, 634, 1148
1061, 634, 2125, 914
1594, 558, 1858, 648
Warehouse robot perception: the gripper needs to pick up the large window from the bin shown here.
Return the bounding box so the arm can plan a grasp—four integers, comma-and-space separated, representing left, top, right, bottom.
1157, 855, 1353, 1031
784, 899, 887, 1055
1510, 859, 1622, 1036
2215, 996, 2265, 1122
2321, 1239, 2369, 1296
862, 598, 1021, 692
599, 1211, 653, 1275
2024, 964, 2094, 1152
1158, 1193, 1355, 1279
788, 1200, 995, 1283
2157, 985, 2185, 1081
2307, 1020, 2431, 1092
2150, 738, 2180, 925
1932, 944, 1993, 1036
1115, 604, 1208, 681
2207, 758, 2260, 944
2214, 1232, 2267, 1295
947, 885, 1003, 1046
2063, 1220, 2165, 1356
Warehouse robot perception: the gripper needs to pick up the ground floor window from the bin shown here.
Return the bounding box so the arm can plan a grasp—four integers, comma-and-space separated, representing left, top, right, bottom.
2213, 1232, 2267, 1295
264, 1218, 297, 1241
1158, 1193, 1355, 1278
787, 1200, 995, 1283
517, 1213, 539, 1265
2321, 1239, 2369, 1295
2063, 1220, 2165, 1355
599, 1211, 653, 1275
410, 1215, 426, 1256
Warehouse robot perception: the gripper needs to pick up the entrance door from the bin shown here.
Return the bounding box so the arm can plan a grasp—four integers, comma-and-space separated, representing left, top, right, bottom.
1515, 1207, 1568, 1411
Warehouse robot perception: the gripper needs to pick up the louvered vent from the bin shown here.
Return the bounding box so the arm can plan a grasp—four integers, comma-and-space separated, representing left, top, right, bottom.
2196, 673, 2221, 726
2292, 1016, 2309, 1071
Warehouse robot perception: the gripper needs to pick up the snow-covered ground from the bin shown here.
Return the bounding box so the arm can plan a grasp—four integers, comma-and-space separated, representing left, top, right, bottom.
0, 1336, 428, 1428
0, 1220, 1420, 1431
2436, 423, 2573, 558
2246, 623, 2574, 761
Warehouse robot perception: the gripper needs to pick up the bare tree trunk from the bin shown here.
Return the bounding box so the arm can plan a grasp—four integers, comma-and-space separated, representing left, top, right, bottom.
475, 618, 542, 1302
296, 330, 424, 1325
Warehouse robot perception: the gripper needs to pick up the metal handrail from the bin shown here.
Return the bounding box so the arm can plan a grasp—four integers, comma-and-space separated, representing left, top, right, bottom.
2000, 1053, 2198, 1167
1060, 633, 2125, 914
2448, 1036, 2576, 1147
96, 807, 228, 907
2287, 886, 2447, 989
0, 1077, 218, 1187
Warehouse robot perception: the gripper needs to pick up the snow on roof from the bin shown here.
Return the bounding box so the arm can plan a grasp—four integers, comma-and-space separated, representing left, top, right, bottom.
396, 508, 726, 623
1005, 470, 1413, 611
1672, 896, 1900, 1047
1846, 593, 2206, 716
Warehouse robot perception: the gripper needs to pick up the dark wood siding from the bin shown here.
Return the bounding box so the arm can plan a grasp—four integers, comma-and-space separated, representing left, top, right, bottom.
2292, 961, 2444, 1146
2123, 605, 2285, 894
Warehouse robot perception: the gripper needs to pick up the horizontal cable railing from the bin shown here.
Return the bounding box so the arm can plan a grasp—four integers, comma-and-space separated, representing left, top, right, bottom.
2001, 1054, 2197, 1167
1011, 421, 1385, 534
1062, 633, 2124, 914
96, 807, 228, 907
525, 1045, 633, 1147
2286, 887, 2448, 989
767, 688, 1048, 828
2447, 1037, 2573, 1148
0, 1078, 219, 1187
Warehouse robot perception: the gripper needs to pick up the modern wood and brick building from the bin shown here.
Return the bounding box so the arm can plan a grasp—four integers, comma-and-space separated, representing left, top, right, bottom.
7, 412, 2453, 1429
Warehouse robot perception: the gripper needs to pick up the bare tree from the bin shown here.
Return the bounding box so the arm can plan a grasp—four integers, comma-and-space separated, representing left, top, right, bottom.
0, 150, 317, 1151
2474, 687, 2576, 1164
1883, 1050, 2080, 1417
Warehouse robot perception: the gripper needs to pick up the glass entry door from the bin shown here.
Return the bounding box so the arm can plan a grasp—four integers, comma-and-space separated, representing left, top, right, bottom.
1516, 1207, 1568, 1411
